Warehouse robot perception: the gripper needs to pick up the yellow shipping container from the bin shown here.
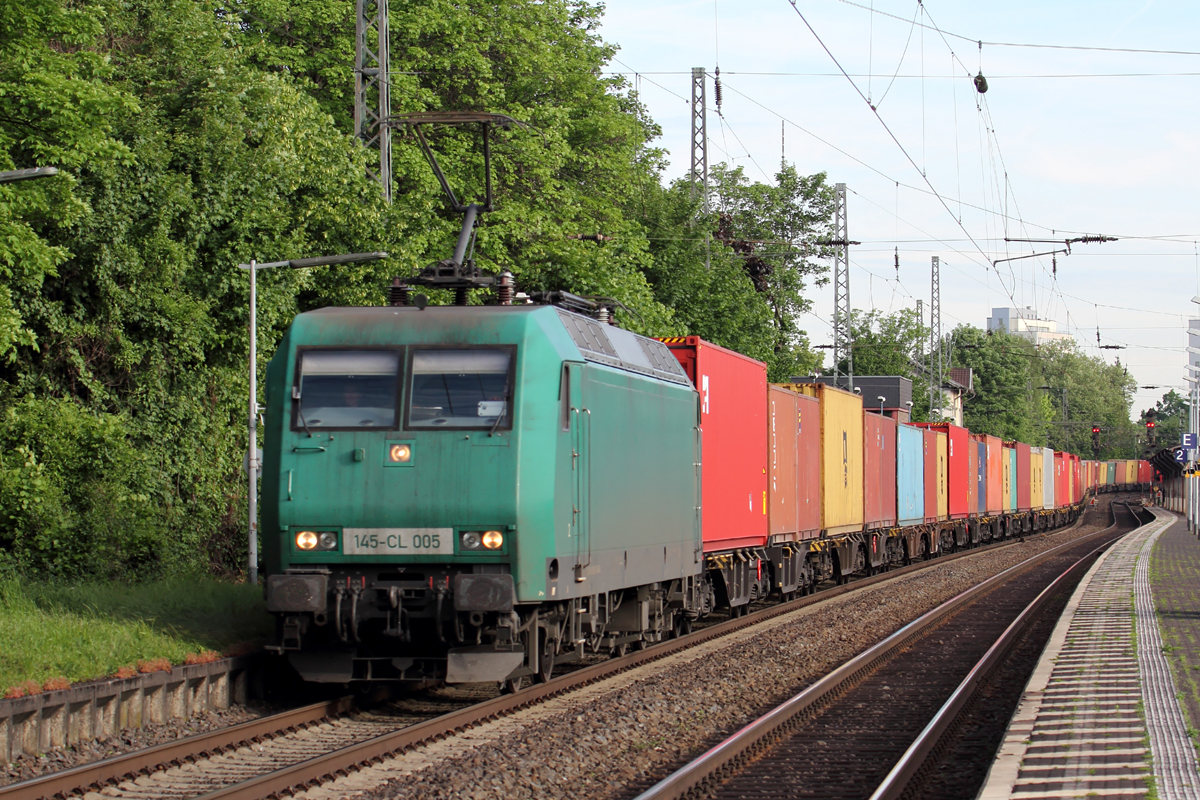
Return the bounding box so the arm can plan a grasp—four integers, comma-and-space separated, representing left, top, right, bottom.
785, 383, 864, 535
1031, 447, 1044, 509
935, 431, 949, 518
1125, 460, 1138, 484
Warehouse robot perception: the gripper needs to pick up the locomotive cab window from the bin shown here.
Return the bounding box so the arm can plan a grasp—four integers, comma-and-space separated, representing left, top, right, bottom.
407, 348, 514, 430
293, 350, 401, 430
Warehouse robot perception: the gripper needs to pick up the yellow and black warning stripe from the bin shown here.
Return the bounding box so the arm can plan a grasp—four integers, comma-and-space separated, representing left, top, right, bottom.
656, 336, 688, 344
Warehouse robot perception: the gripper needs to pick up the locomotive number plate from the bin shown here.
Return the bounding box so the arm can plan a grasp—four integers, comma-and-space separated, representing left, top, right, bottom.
342, 528, 454, 555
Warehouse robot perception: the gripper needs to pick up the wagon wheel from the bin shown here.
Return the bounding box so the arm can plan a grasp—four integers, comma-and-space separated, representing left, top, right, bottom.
502, 674, 526, 694
611, 642, 629, 658
536, 629, 555, 684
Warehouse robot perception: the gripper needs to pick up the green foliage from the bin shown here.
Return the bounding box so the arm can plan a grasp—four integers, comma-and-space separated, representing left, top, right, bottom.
0, 0, 137, 357
0, 0, 836, 579
707, 164, 833, 380
843, 307, 931, 419
949, 325, 1138, 454
1038, 340, 1139, 457
1145, 390, 1190, 454
0, 576, 271, 690
0, 397, 170, 578
950, 325, 1047, 442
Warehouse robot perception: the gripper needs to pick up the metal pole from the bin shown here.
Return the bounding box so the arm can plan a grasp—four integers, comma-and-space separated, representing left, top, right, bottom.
248, 260, 259, 584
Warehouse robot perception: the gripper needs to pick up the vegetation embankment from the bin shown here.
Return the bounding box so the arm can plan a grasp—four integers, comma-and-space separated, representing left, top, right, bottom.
0, 578, 271, 695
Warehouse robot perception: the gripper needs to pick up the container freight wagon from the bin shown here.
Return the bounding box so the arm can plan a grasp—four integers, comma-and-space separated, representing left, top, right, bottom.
923, 428, 942, 524
1012, 441, 1032, 534
1042, 448, 1056, 511
1002, 443, 1016, 513
765, 385, 822, 599
973, 436, 987, 515
863, 411, 898, 531
1054, 452, 1067, 512
1030, 447, 1045, 511
914, 422, 970, 549
787, 382, 867, 584
767, 386, 821, 545
664, 337, 768, 611
897, 424, 924, 527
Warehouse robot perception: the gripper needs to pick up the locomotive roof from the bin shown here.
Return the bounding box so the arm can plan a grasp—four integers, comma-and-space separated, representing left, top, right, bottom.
290, 305, 693, 388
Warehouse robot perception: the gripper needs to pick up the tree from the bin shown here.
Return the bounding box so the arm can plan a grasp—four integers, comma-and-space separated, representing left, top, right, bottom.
949, 325, 1047, 442
837, 307, 931, 418
708, 163, 833, 380
1037, 342, 1137, 457
1143, 390, 1190, 453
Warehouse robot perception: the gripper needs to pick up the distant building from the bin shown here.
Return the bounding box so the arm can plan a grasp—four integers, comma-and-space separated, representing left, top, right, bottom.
987, 307, 1072, 346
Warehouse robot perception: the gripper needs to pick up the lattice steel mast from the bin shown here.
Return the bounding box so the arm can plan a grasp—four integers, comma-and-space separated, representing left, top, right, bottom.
832, 182, 853, 391
930, 255, 943, 419
355, 0, 391, 201
690, 67, 708, 213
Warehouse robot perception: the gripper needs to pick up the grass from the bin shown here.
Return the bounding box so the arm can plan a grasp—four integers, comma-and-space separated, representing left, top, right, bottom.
0, 577, 273, 695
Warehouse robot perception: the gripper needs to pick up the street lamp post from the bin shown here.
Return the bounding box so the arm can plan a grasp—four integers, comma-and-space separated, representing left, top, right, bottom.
0, 167, 58, 184
240, 251, 389, 584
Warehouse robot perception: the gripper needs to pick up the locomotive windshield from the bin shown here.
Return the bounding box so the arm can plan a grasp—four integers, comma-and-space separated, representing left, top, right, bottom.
293, 350, 400, 429
407, 348, 513, 430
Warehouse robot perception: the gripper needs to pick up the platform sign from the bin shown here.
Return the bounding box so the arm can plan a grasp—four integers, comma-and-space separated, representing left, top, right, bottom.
1183, 433, 1198, 448
1175, 447, 1187, 463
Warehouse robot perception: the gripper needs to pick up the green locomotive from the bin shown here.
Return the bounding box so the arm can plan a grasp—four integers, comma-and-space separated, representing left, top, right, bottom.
261, 303, 704, 685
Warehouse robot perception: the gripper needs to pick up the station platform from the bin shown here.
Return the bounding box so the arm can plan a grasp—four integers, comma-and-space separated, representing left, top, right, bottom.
979, 508, 1200, 800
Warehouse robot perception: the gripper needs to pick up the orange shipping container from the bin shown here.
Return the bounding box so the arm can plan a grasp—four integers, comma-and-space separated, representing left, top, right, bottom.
985, 435, 1003, 514
767, 386, 822, 543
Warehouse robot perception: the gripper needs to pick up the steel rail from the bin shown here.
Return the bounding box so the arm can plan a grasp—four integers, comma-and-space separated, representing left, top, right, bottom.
3, 503, 1102, 800
0, 696, 355, 800
193, 504, 1105, 800
630, 503, 1131, 800
867, 503, 1136, 800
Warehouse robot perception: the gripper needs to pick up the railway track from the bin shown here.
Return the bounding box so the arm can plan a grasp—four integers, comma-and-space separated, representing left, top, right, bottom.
0, 505, 1117, 800
629, 503, 1141, 800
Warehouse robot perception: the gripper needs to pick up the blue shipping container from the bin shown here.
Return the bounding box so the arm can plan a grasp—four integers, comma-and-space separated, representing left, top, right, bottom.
897, 424, 924, 526
1009, 448, 1018, 510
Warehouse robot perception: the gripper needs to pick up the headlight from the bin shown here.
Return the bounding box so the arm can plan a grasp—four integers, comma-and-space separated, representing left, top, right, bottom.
461, 531, 483, 550
296, 531, 318, 550
388, 444, 412, 463
482, 530, 504, 550
318, 531, 338, 551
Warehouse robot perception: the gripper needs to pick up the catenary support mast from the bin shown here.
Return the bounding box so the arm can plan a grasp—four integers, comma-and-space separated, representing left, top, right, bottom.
355, 0, 391, 201
832, 182, 853, 391
690, 67, 709, 213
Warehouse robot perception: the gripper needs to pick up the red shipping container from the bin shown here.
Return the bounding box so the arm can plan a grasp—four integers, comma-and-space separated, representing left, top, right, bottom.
1073, 455, 1082, 503
664, 337, 768, 551
914, 423, 969, 519
1139, 460, 1153, 484
1054, 452, 1067, 509
863, 411, 898, 529
1014, 441, 1032, 511
767, 386, 821, 543
967, 436, 977, 516
922, 428, 940, 523
985, 435, 1003, 514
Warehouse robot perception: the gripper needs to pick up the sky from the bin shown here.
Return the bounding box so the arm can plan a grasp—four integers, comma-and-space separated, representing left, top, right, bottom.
596, 0, 1200, 419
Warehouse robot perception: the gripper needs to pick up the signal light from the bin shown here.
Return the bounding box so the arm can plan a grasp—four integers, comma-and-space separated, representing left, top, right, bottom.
1092, 426, 1100, 434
